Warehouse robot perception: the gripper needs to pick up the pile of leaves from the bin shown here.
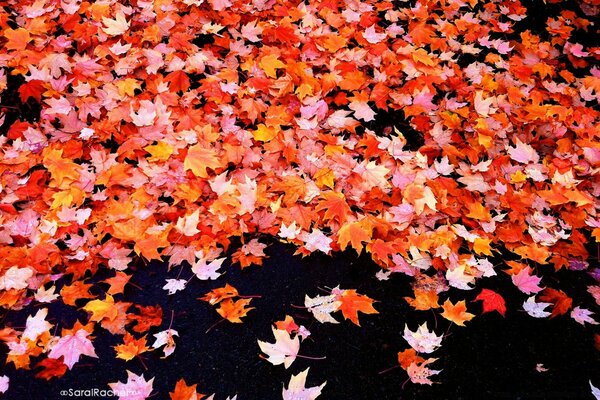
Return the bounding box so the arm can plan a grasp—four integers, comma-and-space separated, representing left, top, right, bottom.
0, 0, 599, 397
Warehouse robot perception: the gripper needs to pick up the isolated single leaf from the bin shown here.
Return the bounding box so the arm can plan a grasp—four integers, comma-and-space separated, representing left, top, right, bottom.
440, 299, 475, 326
109, 371, 154, 400
538, 288, 572, 318
114, 333, 150, 361
473, 289, 506, 316
522, 296, 552, 318
257, 328, 299, 369
216, 298, 254, 323
403, 323, 443, 354
152, 329, 179, 358
282, 368, 326, 400
335, 289, 378, 326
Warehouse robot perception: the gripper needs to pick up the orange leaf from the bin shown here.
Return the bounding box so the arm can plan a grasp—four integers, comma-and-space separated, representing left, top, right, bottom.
404, 289, 440, 311
538, 288, 572, 318
336, 289, 378, 326
441, 299, 475, 326
184, 145, 221, 178
170, 378, 204, 400
199, 283, 239, 305
5, 28, 31, 51
397, 349, 425, 370
337, 221, 372, 253
164, 70, 191, 93
114, 333, 150, 361
216, 298, 254, 323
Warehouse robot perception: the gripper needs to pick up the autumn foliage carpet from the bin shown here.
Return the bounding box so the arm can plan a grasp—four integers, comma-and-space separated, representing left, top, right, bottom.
0, 0, 600, 398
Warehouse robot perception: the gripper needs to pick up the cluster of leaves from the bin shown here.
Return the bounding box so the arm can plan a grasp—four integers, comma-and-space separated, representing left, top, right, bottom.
0, 0, 599, 397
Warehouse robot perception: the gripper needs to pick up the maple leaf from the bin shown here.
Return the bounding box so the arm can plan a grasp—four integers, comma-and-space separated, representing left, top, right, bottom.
257, 328, 299, 369
175, 210, 201, 237
362, 25, 387, 44
511, 267, 543, 295
305, 294, 341, 324
507, 138, 539, 164
200, 284, 239, 305
440, 299, 475, 326
591, 381, 600, 400
335, 288, 378, 326
4, 28, 31, 51
0, 266, 33, 291
337, 221, 371, 253
279, 221, 302, 240
35, 357, 67, 380
130, 305, 163, 333
48, 329, 97, 369
104, 272, 132, 296
216, 298, 254, 323
259, 54, 285, 78
446, 264, 476, 290
19, 80, 46, 102
397, 349, 425, 370
282, 368, 326, 400
403, 323, 443, 354
114, 333, 150, 361
163, 279, 187, 295
538, 288, 572, 318
165, 70, 191, 93
473, 289, 506, 317
570, 307, 598, 326
83, 294, 118, 323
300, 229, 333, 254
152, 329, 179, 358
522, 296, 552, 318
184, 145, 221, 178
404, 289, 440, 311
406, 358, 441, 385
0, 376, 7, 393
130, 100, 156, 127
109, 371, 154, 400
192, 256, 225, 280
170, 378, 204, 400
102, 12, 130, 36
23, 308, 53, 342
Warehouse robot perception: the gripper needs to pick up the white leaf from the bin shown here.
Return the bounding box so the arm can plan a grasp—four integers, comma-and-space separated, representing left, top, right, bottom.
403, 323, 443, 354
523, 296, 552, 318
257, 328, 299, 369
282, 368, 326, 400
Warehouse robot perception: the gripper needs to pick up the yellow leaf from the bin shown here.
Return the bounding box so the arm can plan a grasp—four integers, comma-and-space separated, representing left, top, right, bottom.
145, 141, 174, 162
313, 168, 335, 189
252, 124, 278, 142
259, 54, 285, 78
83, 295, 118, 322
116, 78, 141, 97
510, 170, 527, 183
295, 83, 313, 100
473, 237, 493, 256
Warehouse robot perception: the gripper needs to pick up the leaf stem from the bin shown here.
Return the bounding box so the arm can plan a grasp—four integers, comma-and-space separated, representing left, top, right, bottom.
296, 354, 326, 361
205, 318, 225, 333
378, 364, 401, 375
